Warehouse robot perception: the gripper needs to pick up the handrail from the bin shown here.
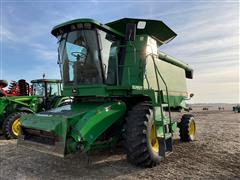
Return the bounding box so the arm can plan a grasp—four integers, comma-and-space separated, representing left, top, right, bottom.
153, 55, 172, 133
146, 50, 172, 134
144, 74, 150, 89
146, 53, 165, 140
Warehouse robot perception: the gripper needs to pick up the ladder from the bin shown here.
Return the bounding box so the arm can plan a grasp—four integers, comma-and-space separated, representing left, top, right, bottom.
150, 54, 173, 158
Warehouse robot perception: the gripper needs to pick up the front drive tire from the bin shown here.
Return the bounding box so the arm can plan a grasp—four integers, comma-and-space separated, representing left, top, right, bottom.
3, 112, 23, 139
178, 114, 196, 142
123, 102, 163, 168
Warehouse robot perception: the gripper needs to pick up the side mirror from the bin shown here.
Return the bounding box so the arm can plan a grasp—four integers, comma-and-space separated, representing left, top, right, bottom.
125, 23, 136, 41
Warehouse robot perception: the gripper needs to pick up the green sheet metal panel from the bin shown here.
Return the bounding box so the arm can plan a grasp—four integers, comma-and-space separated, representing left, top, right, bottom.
144, 55, 187, 97
158, 52, 193, 79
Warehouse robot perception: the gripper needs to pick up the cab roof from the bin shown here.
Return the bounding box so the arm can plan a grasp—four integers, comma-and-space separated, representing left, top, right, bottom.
51, 18, 177, 44
51, 18, 124, 37
106, 18, 177, 44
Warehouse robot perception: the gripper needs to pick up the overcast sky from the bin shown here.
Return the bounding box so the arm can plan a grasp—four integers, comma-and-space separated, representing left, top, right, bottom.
0, 0, 239, 103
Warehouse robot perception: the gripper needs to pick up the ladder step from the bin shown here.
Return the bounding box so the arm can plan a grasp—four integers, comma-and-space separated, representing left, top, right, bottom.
164, 133, 172, 140
163, 119, 170, 125
162, 104, 168, 107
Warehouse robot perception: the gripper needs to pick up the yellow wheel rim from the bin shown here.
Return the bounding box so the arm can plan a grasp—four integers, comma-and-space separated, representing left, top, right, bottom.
150, 124, 159, 153
12, 118, 20, 137
188, 120, 195, 139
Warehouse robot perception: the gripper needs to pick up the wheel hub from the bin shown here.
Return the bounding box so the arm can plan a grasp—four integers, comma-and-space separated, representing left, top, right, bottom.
12, 118, 20, 136
188, 120, 195, 139
150, 124, 159, 153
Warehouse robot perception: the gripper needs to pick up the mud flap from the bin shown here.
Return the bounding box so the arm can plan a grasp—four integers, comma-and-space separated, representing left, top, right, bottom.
165, 137, 173, 152
158, 137, 166, 158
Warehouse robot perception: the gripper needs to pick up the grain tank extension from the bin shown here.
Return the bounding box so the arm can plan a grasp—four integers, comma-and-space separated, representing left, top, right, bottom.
18, 18, 196, 167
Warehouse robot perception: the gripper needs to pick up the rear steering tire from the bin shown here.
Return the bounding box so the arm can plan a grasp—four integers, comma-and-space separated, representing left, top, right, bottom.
3, 112, 23, 139
178, 114, 196, 142
0, 80, 8, 88
123, 102, 163, 167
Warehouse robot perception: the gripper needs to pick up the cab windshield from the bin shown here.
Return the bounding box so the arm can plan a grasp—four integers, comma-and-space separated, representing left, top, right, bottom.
32, 82, 61, 96
58, 29, 119, 85
58, 30, 102, 85
32, 82, 45, 96
47, 83, 61, 96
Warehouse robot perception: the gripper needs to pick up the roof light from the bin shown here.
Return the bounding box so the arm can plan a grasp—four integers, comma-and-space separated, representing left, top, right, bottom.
137, 21, 146, 29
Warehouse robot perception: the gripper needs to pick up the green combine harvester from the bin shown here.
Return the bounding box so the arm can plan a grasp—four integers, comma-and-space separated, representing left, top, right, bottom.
233, 105, 240, 113
0, 79, 70, 139
18, 18, 196, 167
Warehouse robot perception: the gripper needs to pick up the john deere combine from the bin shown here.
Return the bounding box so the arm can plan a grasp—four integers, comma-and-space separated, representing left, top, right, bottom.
18, 18, 195, 167
0, 79, 70, 139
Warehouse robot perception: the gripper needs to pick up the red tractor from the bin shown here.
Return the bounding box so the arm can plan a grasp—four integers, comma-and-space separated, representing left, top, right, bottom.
0, 79, 30, 97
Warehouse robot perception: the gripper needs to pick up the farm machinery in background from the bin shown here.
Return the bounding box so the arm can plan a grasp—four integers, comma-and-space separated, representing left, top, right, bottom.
233, 105, 240, 113
18, 18, 196, 167
0, 79, 71, 139
0, 79, 30, 97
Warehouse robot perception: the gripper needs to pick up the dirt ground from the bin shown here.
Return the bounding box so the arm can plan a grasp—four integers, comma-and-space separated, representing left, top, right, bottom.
0, 106, 239, 180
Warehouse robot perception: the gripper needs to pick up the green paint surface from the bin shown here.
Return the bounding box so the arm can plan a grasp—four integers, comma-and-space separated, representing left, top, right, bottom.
19, 18, 193, 156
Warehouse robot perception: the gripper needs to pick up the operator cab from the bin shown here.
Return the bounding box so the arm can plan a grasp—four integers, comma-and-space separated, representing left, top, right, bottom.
54, 20, 122, 86
31, 79, 62, 97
